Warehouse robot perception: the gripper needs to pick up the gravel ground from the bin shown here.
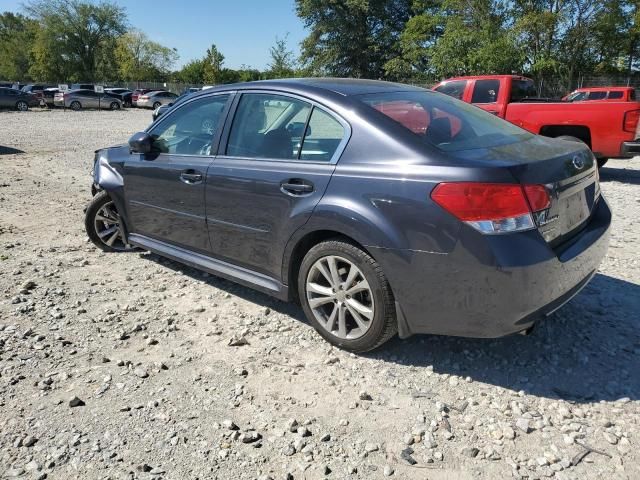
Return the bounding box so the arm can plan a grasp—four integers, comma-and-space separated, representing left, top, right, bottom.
0, 108, 639, 480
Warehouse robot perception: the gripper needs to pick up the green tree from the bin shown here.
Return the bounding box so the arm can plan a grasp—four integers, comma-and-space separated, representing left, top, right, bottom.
296, 0, 412, 78
0, 12, 38, 80
202, 43, 225, 84
266, 34, 297, 78
115, 29, 178, 81
174, 59, 206, 84
428, 0, 524, 78
384, 0, 443, 80
26, 0, 127, 82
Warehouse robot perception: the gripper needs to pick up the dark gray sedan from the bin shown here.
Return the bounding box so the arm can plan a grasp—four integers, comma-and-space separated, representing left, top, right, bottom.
0, 87, 40, 111
84, 79, 610, 352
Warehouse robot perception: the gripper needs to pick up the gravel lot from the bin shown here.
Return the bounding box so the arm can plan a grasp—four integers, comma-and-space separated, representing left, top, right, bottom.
0, 108, 639, 480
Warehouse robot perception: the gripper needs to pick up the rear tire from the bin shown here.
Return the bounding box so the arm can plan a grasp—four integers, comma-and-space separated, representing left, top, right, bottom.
109, 101, 120, 110
16, 101, 28, 111
153, 101, 161, 109
85, 191, 133, 252
298, 239, 397, 352
70, 101, 81, 111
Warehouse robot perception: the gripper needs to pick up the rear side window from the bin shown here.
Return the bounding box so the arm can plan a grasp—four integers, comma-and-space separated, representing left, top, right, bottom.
227, 93, 312, 160
510, 79, 537, 101
587, 91, 607, 100
434, 81, 467, 100
300, 108, 345, 162
608, 91, 623, 100
471, 79, 500, 103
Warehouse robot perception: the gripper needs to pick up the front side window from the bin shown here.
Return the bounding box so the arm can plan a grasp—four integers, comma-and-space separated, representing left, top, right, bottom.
471, 79, 500, 103
227, 93, 312, 160
359, 90, 531, 152
149, 94, 229, 155
434, 80, 467, 100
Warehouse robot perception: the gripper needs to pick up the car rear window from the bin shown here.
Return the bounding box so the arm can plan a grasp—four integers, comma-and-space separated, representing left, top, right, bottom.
510, 79, 537, 101
359, 90, 532, 152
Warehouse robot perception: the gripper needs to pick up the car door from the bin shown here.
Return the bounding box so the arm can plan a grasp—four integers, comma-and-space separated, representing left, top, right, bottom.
470, 78, 503, 115
0, 89, 8, 108
205, 91, 349, 278
122, 92, 232, 253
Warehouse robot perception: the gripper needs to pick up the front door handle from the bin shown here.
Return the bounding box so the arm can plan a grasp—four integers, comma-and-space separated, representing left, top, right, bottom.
180, 170, 203, 184
281, 179, 314, 196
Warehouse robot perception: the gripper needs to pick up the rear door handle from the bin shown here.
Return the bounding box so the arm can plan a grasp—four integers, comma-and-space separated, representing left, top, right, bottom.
180, 170, 203, 184
281, 179, 314, 196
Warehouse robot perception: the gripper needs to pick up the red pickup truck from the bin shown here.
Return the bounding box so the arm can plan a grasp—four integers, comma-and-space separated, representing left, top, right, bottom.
563, 86, 636, 102
433, 75, 640, 167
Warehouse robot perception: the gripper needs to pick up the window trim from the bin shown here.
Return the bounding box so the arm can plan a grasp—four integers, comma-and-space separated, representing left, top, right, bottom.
144, 91, 236, 158
218, 89, 351, 165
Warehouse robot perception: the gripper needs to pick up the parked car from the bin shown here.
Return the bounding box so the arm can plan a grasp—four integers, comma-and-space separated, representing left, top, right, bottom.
152, 90, 199, 120
433, 75, 640, 167
105, 88, 133, 107
21, 84, 51, 104
136, 90, 179, 109
42, 87, 60, 107
85, 79, 611, 352
53, 89, 123, 110
131, 88, 155, 106
562, 87, 636, 102
0, 87, 40, 111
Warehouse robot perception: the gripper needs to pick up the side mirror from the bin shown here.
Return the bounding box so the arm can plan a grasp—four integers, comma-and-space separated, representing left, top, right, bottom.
129, 131, 151, 154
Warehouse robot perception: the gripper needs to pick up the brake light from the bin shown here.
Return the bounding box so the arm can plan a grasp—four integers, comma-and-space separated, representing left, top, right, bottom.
623, 109, 640, 133
431, 182, 550, 234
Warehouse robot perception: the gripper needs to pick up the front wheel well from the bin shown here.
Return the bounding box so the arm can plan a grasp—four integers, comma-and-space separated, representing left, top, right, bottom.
287, 230, 374, 302
538, 125, 592, 149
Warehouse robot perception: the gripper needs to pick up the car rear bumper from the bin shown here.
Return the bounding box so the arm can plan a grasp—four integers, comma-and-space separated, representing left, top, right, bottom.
620, 140, 640, 157
370, 197, 611, 338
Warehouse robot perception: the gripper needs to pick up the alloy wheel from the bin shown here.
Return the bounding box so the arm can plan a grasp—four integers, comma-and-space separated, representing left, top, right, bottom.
110, 102, 120, 110
93, 200, 130, 251
306, 255, 375, 340
16, 101, 28, 111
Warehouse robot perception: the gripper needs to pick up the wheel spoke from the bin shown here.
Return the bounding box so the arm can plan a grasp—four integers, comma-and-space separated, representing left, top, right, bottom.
309, 296, 335, 309
338, 305, 347, 338
325, 303, 338, 332
346, 297, 373, 320
98, 225, 117, 238
105, 230, 120, 246
343, 264, 358, 290
326, 256, 341, 288
346, 303, 370, 331
307, 282, 334, 297
96, 214, 118, 224
346, 279, 370, 295
314, 261, 333, 286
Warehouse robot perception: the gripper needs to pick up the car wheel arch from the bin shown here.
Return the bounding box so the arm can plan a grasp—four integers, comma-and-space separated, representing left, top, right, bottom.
284, 229, 379, 303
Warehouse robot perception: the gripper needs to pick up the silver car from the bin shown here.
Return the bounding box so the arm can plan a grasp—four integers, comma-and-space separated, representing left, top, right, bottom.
53, 89, 122, 110
136, 90, 178, 109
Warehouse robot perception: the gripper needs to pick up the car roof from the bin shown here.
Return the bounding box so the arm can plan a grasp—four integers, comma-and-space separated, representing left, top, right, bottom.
187, 78, 426, 104
437, 75, 532, 83
573, 86, 633, 92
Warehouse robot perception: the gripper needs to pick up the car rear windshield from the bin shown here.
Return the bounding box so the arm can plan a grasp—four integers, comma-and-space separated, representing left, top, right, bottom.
358, 90, 532, 152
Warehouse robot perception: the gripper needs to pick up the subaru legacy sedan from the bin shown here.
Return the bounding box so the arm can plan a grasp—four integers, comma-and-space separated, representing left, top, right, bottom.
85, 79, 611, 352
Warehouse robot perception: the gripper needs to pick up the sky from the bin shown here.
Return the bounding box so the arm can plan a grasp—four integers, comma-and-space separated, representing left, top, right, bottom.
0, 0, 308, 70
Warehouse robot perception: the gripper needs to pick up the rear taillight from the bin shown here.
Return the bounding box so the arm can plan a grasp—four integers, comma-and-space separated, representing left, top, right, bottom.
623, 109, 640, 133
431, 182, 550, 234
140, 95, 149, 100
